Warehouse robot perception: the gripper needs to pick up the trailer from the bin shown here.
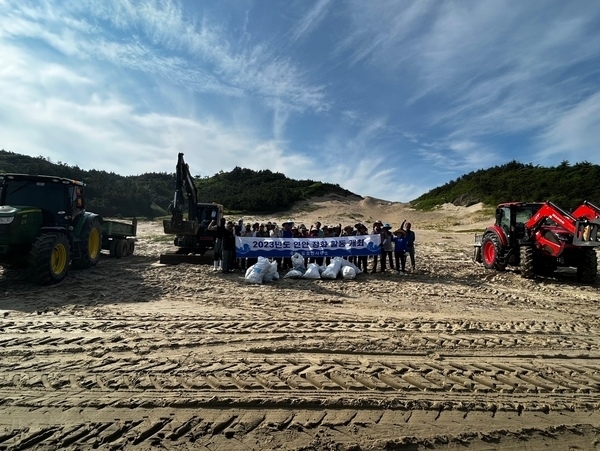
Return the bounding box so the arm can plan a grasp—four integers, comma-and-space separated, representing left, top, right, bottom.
101, 218, 137, 258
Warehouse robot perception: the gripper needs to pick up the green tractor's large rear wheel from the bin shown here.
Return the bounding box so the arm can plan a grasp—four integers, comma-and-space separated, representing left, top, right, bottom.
73, 219, 102, 269
28, 233, 71, 284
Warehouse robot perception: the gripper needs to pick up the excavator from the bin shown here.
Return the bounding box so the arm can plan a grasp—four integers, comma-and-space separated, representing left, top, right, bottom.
474, 200, 600, 283
159, 153, 223, 264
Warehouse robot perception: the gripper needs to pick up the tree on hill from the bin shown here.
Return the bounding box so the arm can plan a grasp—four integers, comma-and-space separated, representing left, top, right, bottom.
412, 160, 600, 210
0, 150, 358, 218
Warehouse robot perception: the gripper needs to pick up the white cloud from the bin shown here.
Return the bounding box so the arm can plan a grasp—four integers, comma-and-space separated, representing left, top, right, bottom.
290, 0, 331, 43
1, 0, 328, 112
536, 91, 600, 164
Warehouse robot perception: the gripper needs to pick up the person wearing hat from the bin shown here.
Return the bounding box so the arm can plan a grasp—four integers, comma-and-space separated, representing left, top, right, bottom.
299, 225, 308, 238
381, 223, 395, 272
310, 221, 324, 238
392, 228, 408, 274
291, 225, 299, 238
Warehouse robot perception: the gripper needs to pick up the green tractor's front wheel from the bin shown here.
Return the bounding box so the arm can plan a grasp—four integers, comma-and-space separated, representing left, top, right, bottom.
28, 233, 71, 284
73, 219, 102, 269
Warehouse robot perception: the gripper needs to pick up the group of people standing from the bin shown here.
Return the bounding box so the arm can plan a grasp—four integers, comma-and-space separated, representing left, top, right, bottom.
207, 218, 416, 275
371, 220, 416, 274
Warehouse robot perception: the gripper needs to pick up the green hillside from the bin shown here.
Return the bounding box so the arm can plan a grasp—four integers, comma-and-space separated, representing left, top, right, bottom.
412, 160, 600, 210
0, 150, 358, 218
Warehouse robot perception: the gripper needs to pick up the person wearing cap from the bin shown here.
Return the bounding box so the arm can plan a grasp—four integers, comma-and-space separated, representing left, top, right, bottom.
379, 223, 394, 272
370, 220, 383, 273
401, 220, 416, 271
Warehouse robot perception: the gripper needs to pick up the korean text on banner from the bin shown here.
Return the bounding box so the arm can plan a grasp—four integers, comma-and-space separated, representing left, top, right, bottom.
235, 234, 381, 258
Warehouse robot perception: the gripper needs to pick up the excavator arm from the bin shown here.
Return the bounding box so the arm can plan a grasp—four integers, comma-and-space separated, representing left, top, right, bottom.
163, 153, 200, 236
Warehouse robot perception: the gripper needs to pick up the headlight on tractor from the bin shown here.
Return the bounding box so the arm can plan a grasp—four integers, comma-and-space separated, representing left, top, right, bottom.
0, 216, 14, 224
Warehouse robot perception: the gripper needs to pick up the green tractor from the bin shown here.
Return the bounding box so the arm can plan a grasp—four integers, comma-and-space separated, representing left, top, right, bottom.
0, 173, 110, 284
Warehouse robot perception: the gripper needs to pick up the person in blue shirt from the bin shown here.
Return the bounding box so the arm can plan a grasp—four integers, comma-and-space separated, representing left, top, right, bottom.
392, 228, 408, 274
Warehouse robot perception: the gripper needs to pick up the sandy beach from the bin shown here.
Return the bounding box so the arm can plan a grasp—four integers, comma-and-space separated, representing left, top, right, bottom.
0, 197, 599, 450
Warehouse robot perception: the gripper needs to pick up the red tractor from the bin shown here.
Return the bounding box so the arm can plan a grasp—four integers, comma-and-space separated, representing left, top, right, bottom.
474, 200, 600, 283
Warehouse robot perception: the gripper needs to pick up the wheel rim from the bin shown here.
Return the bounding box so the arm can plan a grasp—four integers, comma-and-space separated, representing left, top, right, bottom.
89, 227, 100, 259
51, 243, 68, 275
483, 241, 495, 265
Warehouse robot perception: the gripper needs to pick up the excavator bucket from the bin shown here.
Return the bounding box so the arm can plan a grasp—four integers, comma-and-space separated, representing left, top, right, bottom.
163, 219, 199, 236
573, 219, 600, 246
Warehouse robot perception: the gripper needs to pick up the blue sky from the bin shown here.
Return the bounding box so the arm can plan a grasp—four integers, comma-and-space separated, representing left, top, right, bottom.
2, 0, 600, 202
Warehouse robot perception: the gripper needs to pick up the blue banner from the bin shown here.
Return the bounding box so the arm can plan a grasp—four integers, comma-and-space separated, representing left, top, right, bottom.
236, 234, 381, 258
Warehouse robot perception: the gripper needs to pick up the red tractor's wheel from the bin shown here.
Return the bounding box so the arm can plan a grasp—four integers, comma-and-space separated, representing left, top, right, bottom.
481, 233, 505, 271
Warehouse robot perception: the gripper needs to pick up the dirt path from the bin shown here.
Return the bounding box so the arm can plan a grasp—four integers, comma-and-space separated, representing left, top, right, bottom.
1, 209, 599, 450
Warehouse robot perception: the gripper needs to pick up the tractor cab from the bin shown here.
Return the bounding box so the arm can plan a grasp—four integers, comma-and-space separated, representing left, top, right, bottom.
495, 202, 543, 245
0, 173, 85, 227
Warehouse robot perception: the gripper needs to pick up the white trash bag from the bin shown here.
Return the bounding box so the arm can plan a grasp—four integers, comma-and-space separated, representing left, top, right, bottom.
291, 253, 306, 271
284, 269, 304, 278
342, 266, 357, 279
302, 262, 321, 279
340, 258, 362, 274
263, 260, 279, 283
321, 256, 343, 279
245, 256, 271, 284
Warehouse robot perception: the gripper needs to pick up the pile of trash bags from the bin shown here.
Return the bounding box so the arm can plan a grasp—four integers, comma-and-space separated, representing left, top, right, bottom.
283, 253, 362, 280
243, 254, 363, 284
244, 253, 363, 284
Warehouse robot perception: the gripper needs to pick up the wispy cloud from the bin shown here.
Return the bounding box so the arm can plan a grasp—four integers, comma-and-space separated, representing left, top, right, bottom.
1, 0, 328, 112
290, 0, 331, 43
536, 91, 600, 164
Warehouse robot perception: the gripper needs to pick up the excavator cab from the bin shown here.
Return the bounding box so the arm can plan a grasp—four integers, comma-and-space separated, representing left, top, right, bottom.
160, 153, 225, 263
